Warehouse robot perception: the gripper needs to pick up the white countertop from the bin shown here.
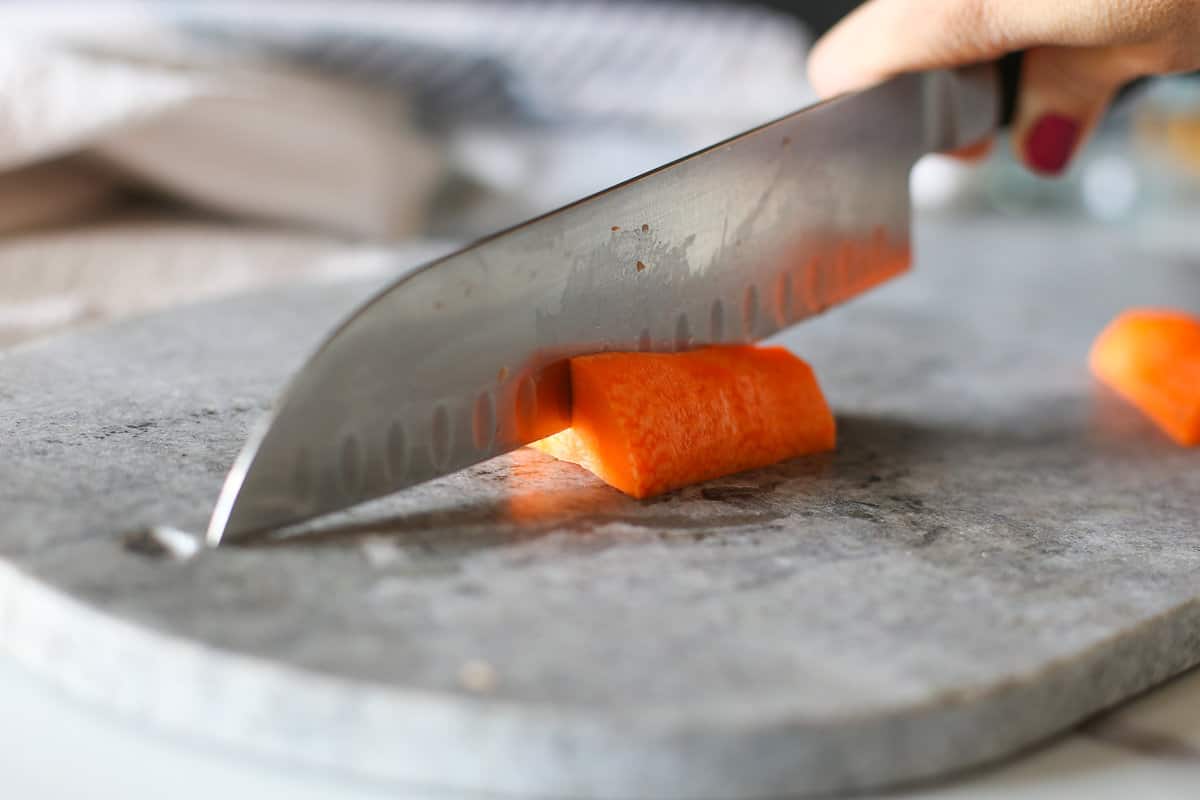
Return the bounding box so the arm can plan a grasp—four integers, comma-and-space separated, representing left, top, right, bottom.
7, 651, 1200, 799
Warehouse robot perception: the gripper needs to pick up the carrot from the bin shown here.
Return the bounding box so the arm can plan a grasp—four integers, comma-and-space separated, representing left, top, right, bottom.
531, 345, 835, 498
1089, 308, 1200, 446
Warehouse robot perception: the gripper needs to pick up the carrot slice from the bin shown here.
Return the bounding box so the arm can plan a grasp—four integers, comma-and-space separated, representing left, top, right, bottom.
531, 345, 836, 498
1089, 308, 1200, 446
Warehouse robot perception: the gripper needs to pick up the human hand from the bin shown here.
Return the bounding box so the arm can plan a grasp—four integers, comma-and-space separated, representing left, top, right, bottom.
808, 0, 1200, 175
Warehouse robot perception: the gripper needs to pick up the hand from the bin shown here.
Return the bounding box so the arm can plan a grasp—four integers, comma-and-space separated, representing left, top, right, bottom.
807, 0, 1200, 175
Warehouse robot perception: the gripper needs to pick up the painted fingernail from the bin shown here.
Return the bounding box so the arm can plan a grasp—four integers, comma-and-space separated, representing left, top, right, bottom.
1024, 114, 1081, 175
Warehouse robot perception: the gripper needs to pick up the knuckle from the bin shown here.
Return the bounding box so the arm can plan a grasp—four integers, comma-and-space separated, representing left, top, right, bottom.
1155, 34, 1200, 72
1125, 37, 1199, 75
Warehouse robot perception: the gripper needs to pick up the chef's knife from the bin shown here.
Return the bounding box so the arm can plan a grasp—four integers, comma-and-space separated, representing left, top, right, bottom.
207, 64, 1001, 546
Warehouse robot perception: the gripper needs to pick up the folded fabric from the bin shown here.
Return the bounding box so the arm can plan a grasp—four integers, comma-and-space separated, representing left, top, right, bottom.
0, 1, 813, 238
0, 28, 441, 238
0, 1, 814, 346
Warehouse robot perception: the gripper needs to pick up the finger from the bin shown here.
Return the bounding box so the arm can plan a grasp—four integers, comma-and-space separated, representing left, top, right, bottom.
1010, 45, 1138, 175
807, 0, 1139, 99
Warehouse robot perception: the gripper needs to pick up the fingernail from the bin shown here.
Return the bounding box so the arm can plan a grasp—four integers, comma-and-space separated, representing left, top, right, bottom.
1024, 114, 1081, 175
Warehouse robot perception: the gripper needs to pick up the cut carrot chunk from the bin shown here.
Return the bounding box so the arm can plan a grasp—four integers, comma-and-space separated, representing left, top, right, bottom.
1089, 308, 1200, 446
531, 345, 836, 498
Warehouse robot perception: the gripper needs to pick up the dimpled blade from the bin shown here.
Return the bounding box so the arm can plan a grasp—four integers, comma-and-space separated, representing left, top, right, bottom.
207, 66, 998, 545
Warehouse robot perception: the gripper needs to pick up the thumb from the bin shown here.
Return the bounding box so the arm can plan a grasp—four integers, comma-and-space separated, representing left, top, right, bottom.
1011, 46, 1136, 175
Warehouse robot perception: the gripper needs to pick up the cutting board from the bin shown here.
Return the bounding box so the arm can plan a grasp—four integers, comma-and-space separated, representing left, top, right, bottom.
1, 218, 1198, 799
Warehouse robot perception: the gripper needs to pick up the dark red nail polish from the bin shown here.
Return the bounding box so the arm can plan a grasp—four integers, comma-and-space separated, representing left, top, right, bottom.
1024, 114, 1081, 175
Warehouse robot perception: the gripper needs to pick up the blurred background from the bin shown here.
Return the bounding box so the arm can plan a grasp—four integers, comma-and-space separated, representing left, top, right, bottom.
2, 0, 1198, 346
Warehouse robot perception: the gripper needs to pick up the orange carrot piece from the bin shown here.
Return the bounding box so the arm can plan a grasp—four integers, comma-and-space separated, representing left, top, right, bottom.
531, 345, 836, 498
1089, 308, 1200, 446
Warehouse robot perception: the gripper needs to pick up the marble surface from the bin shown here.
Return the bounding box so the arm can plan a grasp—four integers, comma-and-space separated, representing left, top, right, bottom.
1, 217, 1199, 798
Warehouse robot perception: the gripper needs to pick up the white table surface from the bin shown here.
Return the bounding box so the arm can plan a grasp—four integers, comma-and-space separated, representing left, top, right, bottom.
6, 650, 1200, 799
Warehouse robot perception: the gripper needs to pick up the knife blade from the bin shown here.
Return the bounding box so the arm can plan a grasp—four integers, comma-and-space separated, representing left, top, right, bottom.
207, 65, 999, 546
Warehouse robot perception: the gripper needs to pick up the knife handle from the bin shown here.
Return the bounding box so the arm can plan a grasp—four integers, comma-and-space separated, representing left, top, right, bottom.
996, 52, 1024, 128
996, 51, 1148, 128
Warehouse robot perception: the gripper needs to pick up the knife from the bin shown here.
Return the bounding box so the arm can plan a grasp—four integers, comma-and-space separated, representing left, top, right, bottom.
206, 63, 1002, 546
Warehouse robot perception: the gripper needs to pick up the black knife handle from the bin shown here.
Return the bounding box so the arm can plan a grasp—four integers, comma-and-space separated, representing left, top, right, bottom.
997, 52, 1024, 128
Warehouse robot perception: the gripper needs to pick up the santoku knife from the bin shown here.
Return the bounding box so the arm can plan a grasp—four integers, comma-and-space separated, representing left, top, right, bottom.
207, 64, 1001, 546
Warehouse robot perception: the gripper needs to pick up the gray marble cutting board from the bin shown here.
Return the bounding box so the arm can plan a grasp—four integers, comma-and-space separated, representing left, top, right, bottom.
1, 219, 1198, 799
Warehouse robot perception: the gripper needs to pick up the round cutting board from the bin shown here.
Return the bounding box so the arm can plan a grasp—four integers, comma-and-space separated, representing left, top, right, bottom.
1, 218, 1198, 799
